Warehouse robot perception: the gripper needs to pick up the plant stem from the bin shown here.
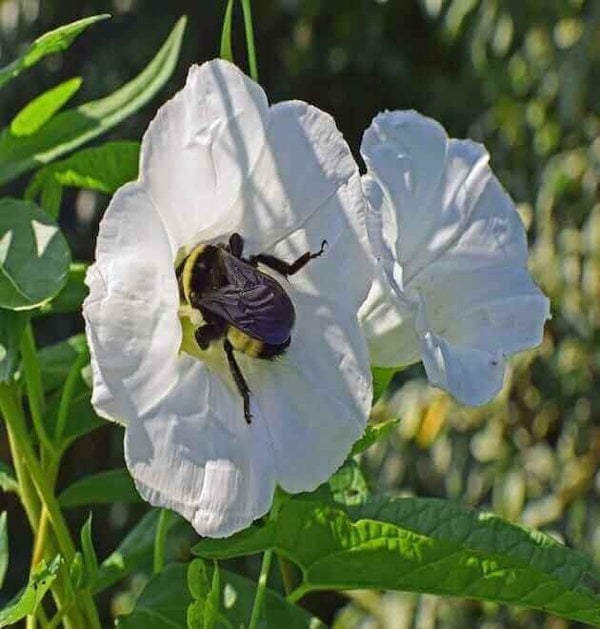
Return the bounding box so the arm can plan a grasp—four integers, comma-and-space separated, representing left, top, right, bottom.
240, 0, 258, 81
287, 583, 311, 605
0, 384, 101, 629
20, 325, 54, 456
248, 549, 272, 629
153, 509, 170, 574
55, 349, 87, 442
277, 555, 297, 595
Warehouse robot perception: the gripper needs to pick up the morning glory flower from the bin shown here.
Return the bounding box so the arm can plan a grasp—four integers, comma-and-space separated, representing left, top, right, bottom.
83, 59, 372, 537
359, 110, 550, 406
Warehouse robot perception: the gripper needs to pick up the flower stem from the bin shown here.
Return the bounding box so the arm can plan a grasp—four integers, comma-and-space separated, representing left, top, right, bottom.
248, 549, 272, 629
20, 325, 53, 456
240, 0, 258, 81
55, 349, 88, 443
277, 555, 297, 595
153, 509, 170, 574
0, 384, 101, 629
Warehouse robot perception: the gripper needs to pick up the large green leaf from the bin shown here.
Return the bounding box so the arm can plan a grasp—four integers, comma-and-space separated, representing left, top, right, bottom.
37, 263, 88, 314
195, 495, 600, 626
95, 509, 190, 593
10, 77, 82, 137
0, 309, 27, 382
26, 141, 139, 219
0, 17, 186, 186
117, 562, 324, 629
0, 555, 62, 627
0, 198, 70, 310
0, 15, 109, 90
59, 469, 141, 508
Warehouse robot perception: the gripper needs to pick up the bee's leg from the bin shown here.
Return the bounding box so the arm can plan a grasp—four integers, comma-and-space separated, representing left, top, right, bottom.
249, 240, 327, 277
223, 338, 253, 424
195, 322, 225, 350
227, 233, 244, 258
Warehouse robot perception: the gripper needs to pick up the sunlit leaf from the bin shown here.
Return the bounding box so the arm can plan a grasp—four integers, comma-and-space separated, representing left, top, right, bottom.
10, 77, 82, 137
329, 459, 369, 506
0, 15, 109, 90
0, 555, 62, 627
0, 199, 70, 310
195, 495, 600, 626
0, 17, 186, 185
0, 462, 18, 494
372, 366, 397, 403
59, 469, 141, 508
350, 418, 399, 456
219, 0, 235, 63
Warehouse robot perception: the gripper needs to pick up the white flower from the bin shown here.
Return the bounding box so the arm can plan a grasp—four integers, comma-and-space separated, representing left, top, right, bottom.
359, 110, 550, 406
83, 59, 372, 537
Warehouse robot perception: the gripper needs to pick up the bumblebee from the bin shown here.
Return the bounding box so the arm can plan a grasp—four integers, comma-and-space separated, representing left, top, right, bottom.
178, 232, 327, 424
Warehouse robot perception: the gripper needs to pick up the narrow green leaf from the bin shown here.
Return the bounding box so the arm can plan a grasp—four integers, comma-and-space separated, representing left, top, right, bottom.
372, 366, 397, 403
11, 77, 83, 137
118, 562, 323, 629
0, 555, 62, 627
37, 333, 87, 392
59, 469, 141, 508
0, 17, 186, 186
0, 309, 27, 382
0, 199, 70, 310
240, 0, 258, 81
69, 552, 84, 590
0, 513, 8, 589
350, 418, 399, 456
80, 514, 99, 588
0, 15, 109, 90
220, 0, 235, 62
0, 461, 18, 494
195, 496, 600, 626
95, 509, 189, 593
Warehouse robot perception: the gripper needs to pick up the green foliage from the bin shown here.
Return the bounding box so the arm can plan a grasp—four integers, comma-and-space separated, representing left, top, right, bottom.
0, 14, 109, 90
0, 199, 70, 310
0, 309, 27, 382
329, 459, 369, 506
59, 469, 141, 508
0, 555, 62, 627
26, 141, 140, 219
371, 367, 397, 403
80, 514, 99, 589
0, 462, 17, 494
187, 559, 221, 628
10, 77, 82, 137
37, 333, 87, 392
350, 418, 399, 456
0, 17, 186, 185
195, 494, 600, 625
38, 263, 88, 315
0, 512, 7, 590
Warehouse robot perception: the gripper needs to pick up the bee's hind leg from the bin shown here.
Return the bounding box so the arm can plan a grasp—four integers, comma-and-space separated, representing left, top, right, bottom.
223, 338, 253, 424
249, 240, 328, 277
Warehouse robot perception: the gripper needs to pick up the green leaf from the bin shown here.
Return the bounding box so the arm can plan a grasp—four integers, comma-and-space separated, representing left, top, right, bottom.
37, 333, 87, 392
26, 142, 140, 220
95, 509, 190, 593
0, 512, 7, 590
220, 0, 235, 62
350, 418, 399, 456
372, 366, 397, 403
116, 563, 190, 629
0, 17, 186, 186
0, 309, 27, 382
329, 459, 369, 506
0, 461, 18, 494
0, 15, 109, 90
0, 555, 62, 627
0, 198, 70, 310
187, 559, 221, 629
11, 77, 83, 137
195, 496, 600, 626
118, 562, 324, 629
59, 469, 141, 509
80, 514, 99, 588
37, 263, 88, 314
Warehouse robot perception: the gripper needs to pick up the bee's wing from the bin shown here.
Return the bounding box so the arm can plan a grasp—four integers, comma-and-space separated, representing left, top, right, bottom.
199, 255, 295, 345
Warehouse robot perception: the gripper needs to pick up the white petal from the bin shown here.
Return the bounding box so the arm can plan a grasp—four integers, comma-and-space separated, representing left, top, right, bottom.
140, 59, 269, 253
420, 330, 507, 406
125, 358, 276, 538
244, 289, 371, 493
83, 183, 181, 424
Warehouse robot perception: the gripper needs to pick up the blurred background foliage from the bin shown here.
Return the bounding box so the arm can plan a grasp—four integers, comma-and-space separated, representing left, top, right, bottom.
1, 0, 599, 627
